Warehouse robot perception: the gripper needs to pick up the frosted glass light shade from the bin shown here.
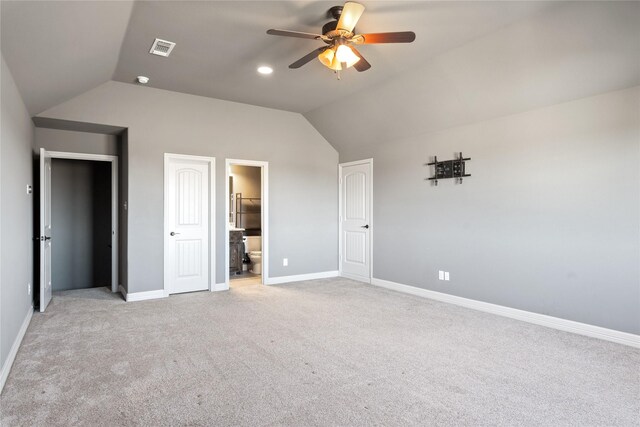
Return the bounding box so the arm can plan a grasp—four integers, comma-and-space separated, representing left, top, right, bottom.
335, 45, 360, 67
318, 45, 360, 71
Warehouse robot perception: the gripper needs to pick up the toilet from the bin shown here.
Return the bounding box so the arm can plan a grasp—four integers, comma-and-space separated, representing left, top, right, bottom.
244, 236, 262, 274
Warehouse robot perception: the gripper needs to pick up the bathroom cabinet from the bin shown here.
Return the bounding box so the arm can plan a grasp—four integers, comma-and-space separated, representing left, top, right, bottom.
229, 230, 244, 275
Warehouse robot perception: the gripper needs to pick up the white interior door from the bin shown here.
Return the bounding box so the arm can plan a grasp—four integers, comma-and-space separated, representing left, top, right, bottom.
340, 160, 372, 282
39, 148, 53, 311
165, 155, 211, 294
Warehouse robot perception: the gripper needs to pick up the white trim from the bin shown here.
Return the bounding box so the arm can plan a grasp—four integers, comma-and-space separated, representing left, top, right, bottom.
225, 159, 269, 287
47, 150, 119, 293
0, 308, 33, 393
338, 158, 373, 284
211, 282, 229, 292
46, 151, 118, 162
370, 277, 640, 348
265, 270, 339, 285
124, 289, 167, 302
341, 272, 372, 283
163, 153, 216, 295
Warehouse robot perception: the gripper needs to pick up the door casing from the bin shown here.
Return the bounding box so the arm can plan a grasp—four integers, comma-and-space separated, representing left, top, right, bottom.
40, 150, 119, 311
224, 159, 269, 288
163, 153, 216, 295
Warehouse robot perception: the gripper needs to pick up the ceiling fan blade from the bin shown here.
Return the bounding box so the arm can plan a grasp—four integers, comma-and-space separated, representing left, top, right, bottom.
267, 29, 324, 40
337, 2, 365, 33
350, 47, 371, 72
352, 31, 416, 44
289, 47, 329, 69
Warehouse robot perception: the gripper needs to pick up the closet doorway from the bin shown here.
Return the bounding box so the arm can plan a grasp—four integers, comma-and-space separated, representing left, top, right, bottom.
225, 159, 269, 288
37, 149, 118, 311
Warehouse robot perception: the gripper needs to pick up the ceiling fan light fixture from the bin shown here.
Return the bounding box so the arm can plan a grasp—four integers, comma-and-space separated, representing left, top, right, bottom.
318, 45, 360, 71
318, 48, 339, 70
335, 45, 360, 67
257, 65, 273, 75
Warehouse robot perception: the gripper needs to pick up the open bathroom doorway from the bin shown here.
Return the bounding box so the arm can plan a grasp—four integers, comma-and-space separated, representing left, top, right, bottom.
225, 159, 268, 288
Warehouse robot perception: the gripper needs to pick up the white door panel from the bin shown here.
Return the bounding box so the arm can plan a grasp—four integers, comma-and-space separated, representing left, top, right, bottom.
340, 161, 371, 281
165, 157, 211, 294
39, 148, 52, 311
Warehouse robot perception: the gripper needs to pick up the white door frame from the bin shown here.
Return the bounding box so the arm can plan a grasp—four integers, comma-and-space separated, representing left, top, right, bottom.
225, 159, 269, 287
163, 153, 216, 294
338, 158, 373, 283
47, 151, 119, 293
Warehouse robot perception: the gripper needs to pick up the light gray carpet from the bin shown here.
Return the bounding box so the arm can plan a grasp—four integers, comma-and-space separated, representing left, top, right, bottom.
1, 278, 638, 426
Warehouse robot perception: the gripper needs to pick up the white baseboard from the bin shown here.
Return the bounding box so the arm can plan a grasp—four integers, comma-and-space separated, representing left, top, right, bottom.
265, 270, 339, 285
124, 289, 168, 302
340, 272, 371, 284
211, 282, 229, 292
370, 278, 640, 349
1, 307, 33, 393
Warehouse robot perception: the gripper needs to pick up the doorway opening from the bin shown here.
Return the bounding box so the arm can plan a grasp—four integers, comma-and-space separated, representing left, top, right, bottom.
225, 159, 269, 288
37, 150, 118, 312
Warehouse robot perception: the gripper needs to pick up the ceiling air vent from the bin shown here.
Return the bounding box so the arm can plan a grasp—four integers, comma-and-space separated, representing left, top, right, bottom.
149, 38, 175, 57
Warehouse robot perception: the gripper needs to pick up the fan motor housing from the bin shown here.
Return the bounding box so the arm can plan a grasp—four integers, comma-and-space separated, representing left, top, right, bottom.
322, 20, 338, 35
322, 20, 355, 41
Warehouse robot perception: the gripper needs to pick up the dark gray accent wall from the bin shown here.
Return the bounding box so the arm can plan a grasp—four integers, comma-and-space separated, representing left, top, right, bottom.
92, 162, 112, 286
51, 159, 111, 291
35, 126, 127, 292
37, 81, 339, 292
118, 130, 128, 292
1, 55, 34, 370
35, 127, 118, 156
339, 87, 640, 335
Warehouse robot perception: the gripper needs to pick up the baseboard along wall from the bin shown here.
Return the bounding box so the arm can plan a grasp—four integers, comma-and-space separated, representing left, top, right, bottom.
1, 307, 33, 393
264, 270, 339, 285
369, 277, 640, 349
120, 270, 340, 301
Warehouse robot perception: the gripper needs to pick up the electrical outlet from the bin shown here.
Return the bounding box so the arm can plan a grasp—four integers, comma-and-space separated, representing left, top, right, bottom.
283, 258, 288, 267
26, 185, 33, 194
27, 283, 31, 295
444, 272, 450, 281
438, 270, 444, 280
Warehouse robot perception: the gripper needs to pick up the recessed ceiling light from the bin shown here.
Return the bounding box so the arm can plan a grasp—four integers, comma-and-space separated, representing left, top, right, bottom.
257, 66, 273, 75
137, 76, 150, 84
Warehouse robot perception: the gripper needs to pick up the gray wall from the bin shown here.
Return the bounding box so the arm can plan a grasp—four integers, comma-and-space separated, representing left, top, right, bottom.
1, 55, 34, 370
37, 81, 339, 292
51, 159, 111, 291
34, 127, 118, 156
339, 87, 640, 335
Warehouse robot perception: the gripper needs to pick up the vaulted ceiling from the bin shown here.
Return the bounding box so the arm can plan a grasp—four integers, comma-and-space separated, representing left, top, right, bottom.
2, 1, 638, 151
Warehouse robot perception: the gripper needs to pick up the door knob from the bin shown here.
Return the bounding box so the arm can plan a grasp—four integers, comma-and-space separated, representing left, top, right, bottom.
361, 225, 369, 229
170, 231, 181, 236
44, 236, 52, 241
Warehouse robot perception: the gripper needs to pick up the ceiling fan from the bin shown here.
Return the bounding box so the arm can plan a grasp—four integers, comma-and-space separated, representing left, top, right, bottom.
267, 1, 415, 74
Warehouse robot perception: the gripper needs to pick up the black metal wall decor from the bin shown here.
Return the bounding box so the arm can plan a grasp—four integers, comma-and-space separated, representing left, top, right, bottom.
426, 152, 471, 185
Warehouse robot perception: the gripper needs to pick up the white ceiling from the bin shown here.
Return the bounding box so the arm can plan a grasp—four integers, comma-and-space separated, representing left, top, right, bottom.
2, 1, 557, 115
